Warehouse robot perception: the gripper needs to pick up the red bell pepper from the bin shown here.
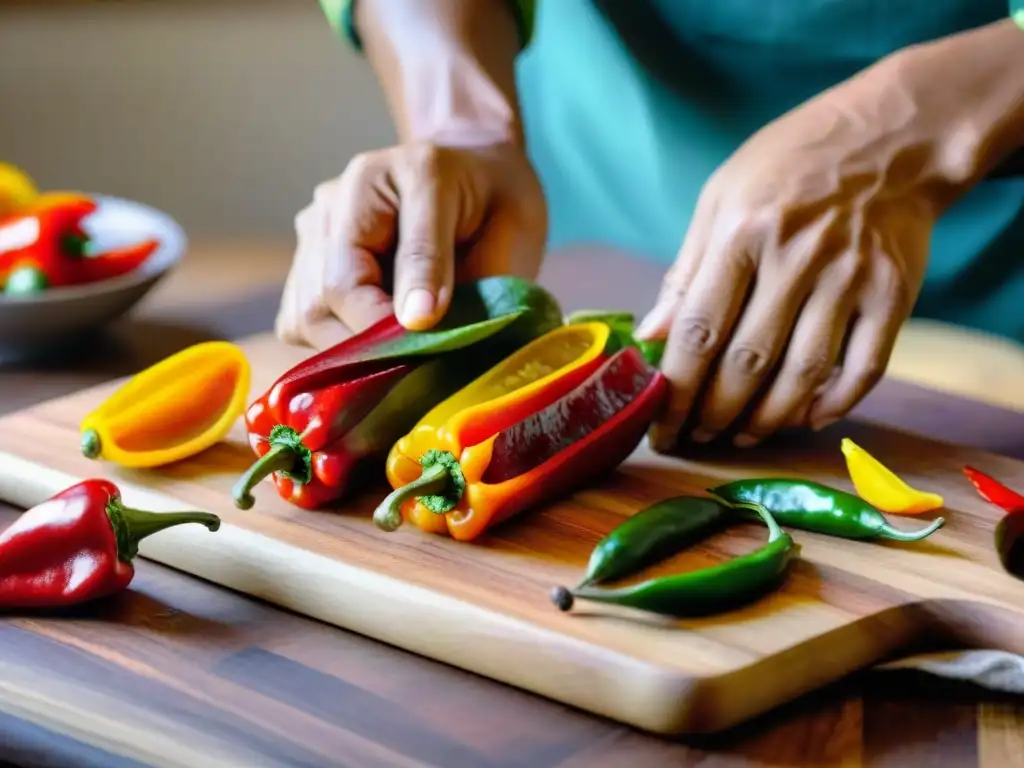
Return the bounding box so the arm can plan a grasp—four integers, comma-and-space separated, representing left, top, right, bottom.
231, 276, 564, 511
0, 479, 220, 609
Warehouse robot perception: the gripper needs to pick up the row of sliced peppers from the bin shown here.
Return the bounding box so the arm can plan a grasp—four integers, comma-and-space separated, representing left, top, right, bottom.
3, 273, 1024, 613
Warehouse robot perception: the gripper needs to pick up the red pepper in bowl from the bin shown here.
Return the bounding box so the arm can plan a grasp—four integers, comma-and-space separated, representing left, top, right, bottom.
0, 193, 97, 293
231, 276, 563, 510
0, 193, 158, 294
0, 479, 220, 610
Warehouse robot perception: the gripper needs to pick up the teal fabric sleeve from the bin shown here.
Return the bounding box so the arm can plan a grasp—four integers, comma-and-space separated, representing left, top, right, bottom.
318, 0, 536, 51
1012, 0, 1024, 29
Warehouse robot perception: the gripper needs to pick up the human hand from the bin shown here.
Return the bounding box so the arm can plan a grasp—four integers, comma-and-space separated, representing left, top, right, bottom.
276, 141, 547, 349
636, 58, 964, 451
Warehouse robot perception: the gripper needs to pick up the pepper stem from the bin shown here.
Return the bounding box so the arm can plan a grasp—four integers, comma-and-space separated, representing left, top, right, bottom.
108, 501, 221, 562
232, 444, 298, 510
373, 462, 451, 533
81, 428, 102, 460
878, 516, 945, 541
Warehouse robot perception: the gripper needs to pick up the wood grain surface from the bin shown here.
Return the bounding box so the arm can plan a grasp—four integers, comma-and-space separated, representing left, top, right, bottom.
2, 330, 1024, 740
1, 241, 1024, 765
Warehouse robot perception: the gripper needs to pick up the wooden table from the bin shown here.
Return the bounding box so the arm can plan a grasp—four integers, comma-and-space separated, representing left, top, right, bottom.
1, 241, 1023, 767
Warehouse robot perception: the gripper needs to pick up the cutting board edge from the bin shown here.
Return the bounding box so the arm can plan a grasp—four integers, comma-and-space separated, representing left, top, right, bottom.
0, 449, 980, 736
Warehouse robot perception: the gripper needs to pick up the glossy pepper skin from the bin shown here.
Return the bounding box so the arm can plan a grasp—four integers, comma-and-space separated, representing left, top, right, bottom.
0, 193, 97, 292
232, 276, 564, 510
575, 496, 733, 589
963, 466, 1024, 513
552, 501, 797, 618
0, 193, 157, 294
961, 466, 1024, 580
375, 331, 670, 542
709, 478, 944, 542
0, 480, 220, 609
840, 438, 943, 515
80, 341, 252, 469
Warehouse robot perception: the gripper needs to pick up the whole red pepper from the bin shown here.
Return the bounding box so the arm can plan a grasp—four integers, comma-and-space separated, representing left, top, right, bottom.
0, 193, 97, 290
232, 277, 565, 511
0, 479, 220, 609
0, 194, 157, 294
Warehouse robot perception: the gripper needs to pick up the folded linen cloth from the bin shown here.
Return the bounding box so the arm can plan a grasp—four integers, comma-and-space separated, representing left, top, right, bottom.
873, 650, 1024, 693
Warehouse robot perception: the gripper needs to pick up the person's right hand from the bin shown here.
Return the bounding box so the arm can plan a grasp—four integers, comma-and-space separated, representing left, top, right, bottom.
276, 141, 548, 350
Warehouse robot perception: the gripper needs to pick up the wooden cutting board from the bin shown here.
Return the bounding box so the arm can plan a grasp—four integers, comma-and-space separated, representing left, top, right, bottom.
1, 332, 1023, 736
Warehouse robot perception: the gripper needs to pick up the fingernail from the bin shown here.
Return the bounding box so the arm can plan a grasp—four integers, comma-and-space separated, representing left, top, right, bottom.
399, 289, 435, 327
812, 417, 838, 432
691, 428, 717, 444
733, 433, 760, 448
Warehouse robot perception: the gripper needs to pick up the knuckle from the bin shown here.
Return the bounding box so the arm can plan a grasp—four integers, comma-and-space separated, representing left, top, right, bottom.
404, 142, 446, 177
728, 344, 771, 377
856, 359, 887, 389
345, 151, 377, 179
870, 255, 910, 310
671, 316, 720, 357
794, 355, 832, 385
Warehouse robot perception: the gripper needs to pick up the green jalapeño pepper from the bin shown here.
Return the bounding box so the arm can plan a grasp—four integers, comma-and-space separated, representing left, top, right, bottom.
552, 502, 797, 618
575, 496, 732, 588
709, 478, 944, 542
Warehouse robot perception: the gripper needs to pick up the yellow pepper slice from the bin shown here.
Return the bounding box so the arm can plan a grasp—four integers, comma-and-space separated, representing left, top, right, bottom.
840, 437, 944, 515
79, 341, 251, 468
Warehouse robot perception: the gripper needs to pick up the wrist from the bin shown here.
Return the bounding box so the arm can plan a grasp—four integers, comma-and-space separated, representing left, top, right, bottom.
397, 51, 524, 148
886, 20, 1024, 189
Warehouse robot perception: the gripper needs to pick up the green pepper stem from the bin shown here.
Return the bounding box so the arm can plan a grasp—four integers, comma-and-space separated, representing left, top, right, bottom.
80, 428, 102, 460
373, 462, 451, 533
232, 444, 298, 510
878, 516, 945, 541
108, 501, 220, 562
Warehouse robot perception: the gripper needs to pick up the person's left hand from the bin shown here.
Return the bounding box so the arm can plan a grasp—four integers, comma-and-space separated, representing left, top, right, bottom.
635, 55, 959, 451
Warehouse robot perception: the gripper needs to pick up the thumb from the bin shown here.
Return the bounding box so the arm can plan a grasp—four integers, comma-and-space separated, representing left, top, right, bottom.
392, 149, 457, 331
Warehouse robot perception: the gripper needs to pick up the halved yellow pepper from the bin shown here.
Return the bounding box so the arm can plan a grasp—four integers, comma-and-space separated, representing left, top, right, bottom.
80, 341, 251, 468
384, 322, 612, 536
841, 437, 944, 515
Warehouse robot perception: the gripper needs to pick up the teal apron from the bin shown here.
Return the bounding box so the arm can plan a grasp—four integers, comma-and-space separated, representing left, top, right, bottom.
517, 1, 1024, 342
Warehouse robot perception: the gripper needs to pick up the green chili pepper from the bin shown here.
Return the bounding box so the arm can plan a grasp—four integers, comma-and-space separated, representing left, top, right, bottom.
575, 496, 731, 588
551, 502, 797, 618
3, 265, 49, 295
709, 478, 944, 542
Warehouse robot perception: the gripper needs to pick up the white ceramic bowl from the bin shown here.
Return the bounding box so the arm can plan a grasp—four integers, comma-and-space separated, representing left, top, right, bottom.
0, 194, 187, 363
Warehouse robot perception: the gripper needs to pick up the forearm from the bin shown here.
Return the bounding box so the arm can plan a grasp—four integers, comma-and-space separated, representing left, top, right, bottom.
354, 0, 525, 146
893, 19, 1024, 184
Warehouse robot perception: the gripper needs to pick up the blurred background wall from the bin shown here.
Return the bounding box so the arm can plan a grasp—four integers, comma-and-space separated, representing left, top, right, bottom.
0, 0, 394, 238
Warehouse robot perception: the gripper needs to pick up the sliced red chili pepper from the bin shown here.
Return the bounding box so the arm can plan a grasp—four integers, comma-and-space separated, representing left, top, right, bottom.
963, 465, 1024, 514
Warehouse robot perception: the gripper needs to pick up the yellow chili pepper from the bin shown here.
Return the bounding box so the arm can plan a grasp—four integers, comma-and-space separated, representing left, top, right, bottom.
0, 162, 38, 218
79, 341, 251, 468
840, 437, 944, 515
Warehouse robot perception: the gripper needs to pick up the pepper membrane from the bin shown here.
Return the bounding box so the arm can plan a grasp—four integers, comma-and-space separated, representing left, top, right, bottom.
376, 323, 670, 541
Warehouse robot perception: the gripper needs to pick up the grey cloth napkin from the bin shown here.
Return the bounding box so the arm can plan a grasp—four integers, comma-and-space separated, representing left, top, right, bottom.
873, 650, 1024, 693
